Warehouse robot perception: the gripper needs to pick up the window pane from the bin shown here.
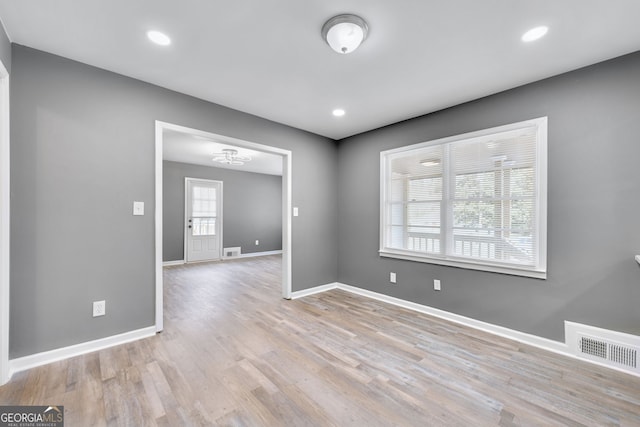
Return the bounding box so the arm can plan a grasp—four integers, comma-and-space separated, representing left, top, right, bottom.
510, 199, 534, 230
510, 167, 535, 197
452, 201, 495, 228
408, 177, 442, 201
452, 229, 497, 259
407, 202, 440, 227
455, 171, 495, 199
390, 203, 404, 226
390, 179, 404, 202
388, 225, 404, 249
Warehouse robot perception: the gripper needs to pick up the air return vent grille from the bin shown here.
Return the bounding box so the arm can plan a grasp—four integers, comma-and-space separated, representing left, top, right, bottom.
579, 336, 608, 360
566, 322, 640, 376
578, 335, 637, 369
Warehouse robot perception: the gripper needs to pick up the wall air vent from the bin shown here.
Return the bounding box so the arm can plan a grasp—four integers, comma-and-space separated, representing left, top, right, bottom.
566, 322, 640, 376
223, 247, 241, 258
578, 336, 608, 360
578, 335, 637, 369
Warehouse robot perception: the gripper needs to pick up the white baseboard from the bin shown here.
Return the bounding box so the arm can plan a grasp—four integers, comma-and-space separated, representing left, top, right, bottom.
163, 260, 185, 267
223, 250, 282, 260
9, 326, 156, 376
290, 282, 339, 300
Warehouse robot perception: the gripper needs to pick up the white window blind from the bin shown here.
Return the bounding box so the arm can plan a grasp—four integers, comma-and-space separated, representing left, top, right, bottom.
380, 117, 547, 278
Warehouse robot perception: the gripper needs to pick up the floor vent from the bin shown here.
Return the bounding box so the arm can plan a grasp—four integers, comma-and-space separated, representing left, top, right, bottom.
223, 247, 241, 258
566, 322, 640, 375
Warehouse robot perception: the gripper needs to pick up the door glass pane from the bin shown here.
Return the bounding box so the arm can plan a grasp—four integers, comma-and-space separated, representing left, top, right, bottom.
192, 217, 216, 236
191, 184, 217, 236
192, 186, 216, 217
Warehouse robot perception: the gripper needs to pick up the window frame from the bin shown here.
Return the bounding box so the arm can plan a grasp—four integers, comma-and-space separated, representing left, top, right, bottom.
379, 117, 547, 279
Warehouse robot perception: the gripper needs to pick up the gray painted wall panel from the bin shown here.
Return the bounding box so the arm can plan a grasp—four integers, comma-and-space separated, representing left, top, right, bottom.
0, 22, 10, 72
337, 51, 640, 342
163, 160, 282, 261
10, 45, 337, 358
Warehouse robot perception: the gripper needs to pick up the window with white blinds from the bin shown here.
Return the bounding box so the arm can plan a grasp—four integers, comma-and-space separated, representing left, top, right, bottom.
380, 117, 547, 278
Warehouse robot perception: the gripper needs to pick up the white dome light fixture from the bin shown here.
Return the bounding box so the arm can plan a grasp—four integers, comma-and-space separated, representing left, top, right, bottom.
322, 14, 368, 54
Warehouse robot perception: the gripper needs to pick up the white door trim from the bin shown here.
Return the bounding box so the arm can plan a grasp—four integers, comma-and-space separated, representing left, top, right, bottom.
0, 60, 10, 384
184, 177, 223, 263
154, 121, 293, 332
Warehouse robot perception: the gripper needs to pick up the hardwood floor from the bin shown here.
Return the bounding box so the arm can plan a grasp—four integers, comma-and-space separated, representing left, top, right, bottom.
1, 255, 639, 426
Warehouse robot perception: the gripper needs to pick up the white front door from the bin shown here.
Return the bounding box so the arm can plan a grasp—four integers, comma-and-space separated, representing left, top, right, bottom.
185, 178, 222, 262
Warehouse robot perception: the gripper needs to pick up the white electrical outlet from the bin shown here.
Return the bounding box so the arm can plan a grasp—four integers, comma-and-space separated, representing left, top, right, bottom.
255, 240, 259, 245
93, 300, 106, 317
390, 272, 397, 284
434, 279, 441, 291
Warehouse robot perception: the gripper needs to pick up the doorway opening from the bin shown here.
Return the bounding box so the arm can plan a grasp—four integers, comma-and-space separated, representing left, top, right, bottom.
154, 121, 292, 332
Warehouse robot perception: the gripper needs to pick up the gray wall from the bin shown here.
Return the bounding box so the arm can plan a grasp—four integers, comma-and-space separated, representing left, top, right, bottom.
337, 51, 640, 342
10, 45, 337, 358
163, 160, 282, 261
0, 21, 9, 72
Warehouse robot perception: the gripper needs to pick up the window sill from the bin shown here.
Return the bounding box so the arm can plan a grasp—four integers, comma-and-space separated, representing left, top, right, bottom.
379, 249, 547, 279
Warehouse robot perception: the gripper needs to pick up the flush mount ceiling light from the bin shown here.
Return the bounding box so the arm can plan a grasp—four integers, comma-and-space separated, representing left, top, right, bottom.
420, 159, 441, 167
212, 149, 251, 165
521, 26, 548, 42
147, 30, 171, 46
322, 14, 368, 54
332, 108, 346, 117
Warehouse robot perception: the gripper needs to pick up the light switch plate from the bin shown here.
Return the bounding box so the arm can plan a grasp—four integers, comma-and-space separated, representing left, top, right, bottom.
293, 207, 299, 217
133, 201, 144, 216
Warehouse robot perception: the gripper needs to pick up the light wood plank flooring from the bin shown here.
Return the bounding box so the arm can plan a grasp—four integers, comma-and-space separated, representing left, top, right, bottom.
1, 255, 639, 426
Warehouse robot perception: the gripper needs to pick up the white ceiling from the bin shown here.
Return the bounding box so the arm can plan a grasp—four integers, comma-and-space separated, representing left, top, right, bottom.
1, 1, 640, 139
163, 129, 283, 176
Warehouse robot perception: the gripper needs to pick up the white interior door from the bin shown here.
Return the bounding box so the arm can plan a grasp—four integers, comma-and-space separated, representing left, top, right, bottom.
185, 178, 222, 262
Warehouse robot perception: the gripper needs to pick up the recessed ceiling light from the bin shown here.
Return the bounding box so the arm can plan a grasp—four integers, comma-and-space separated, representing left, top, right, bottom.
332, 109, 346, 117
521, 26, 548, 43
147, 30, 171, 46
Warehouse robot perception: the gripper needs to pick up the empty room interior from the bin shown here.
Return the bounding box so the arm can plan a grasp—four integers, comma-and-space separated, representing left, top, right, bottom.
0, 1, 639, 426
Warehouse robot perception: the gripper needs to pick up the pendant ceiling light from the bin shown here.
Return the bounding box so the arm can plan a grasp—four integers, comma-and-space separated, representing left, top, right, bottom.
321, 14, 368, 54
212, 149, 251, 166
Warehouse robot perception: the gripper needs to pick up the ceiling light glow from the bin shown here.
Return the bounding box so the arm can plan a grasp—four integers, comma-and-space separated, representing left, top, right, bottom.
147, 30, 171, 46
521, 26, 548, 42
332, 109, 346, 117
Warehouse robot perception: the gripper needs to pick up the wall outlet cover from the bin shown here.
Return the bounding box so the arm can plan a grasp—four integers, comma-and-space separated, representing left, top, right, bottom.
93, 300, 106, 317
